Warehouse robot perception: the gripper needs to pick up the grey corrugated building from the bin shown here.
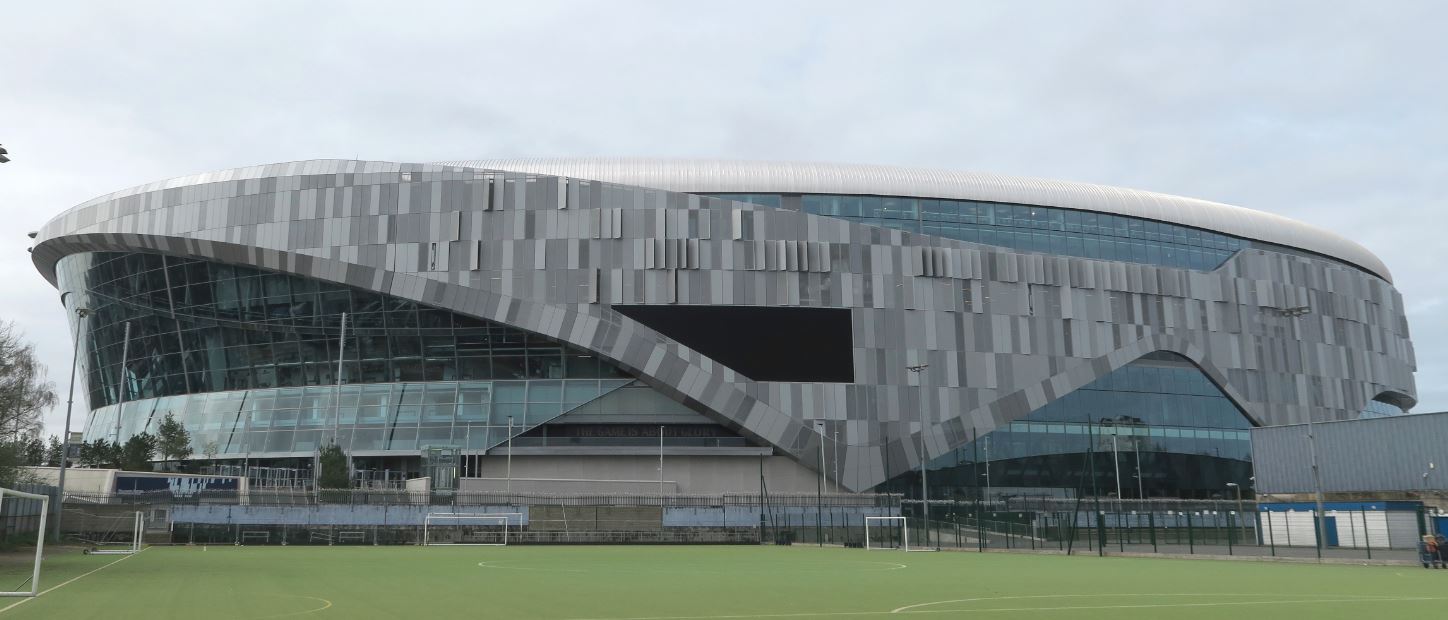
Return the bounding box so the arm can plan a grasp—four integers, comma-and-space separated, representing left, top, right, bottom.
31, 159, 1418, 497
1252, 411, 1448, 497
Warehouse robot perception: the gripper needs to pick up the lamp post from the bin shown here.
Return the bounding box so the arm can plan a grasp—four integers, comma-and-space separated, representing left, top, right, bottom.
1306, 418, 1326, 561
813, 421, 827, 546
52, 305, 91, 540
906, 363, 931, 548
833, 430, 840, 495
1227, 482, 1246, 543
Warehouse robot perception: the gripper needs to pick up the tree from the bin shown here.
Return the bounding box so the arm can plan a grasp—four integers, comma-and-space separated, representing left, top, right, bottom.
80, 439, 122, 469
156, 413, 192, 471
23, 436, 44, 465
317, 442, 350, 489
44, 435, 63, 466
0, 441, 40, 487
119, 432, 156, 471
0, 322, 57, 442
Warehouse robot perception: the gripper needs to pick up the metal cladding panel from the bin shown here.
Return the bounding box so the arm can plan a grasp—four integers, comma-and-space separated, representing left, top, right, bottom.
32, 159, 1417, 492
1252, 412, 1448, 494
440, 158, 1391, 282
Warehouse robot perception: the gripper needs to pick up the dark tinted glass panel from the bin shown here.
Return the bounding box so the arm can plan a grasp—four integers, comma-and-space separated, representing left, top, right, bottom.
614, 305, 853, 382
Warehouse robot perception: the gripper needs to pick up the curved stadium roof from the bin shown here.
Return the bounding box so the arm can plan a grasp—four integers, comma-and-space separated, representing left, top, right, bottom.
442, 157, 1390, 281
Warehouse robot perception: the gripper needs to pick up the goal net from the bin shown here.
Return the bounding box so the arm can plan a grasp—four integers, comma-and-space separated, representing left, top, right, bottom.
422, 513, 521, 546
83, 511, 143, 555
865, 516, 909, 551
0, 487, 49, 597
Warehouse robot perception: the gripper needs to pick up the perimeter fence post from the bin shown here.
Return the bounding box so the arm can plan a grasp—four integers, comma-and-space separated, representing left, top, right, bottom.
1361, 510, 1371, 560
1226, 512, 1234, 555
1148, 511, 1157, 553
1095, 512, 1105, 556
1116, 511, 1124, 552
1186, 512, 1195, 554
1059, 512, 1071, 553
1266, 510, 1276, 556
976, 505, 984, 551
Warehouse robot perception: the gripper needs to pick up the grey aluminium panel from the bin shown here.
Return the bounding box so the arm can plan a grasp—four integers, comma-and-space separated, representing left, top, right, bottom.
1252, 412, 1448, 493
32, 159, 1418, 492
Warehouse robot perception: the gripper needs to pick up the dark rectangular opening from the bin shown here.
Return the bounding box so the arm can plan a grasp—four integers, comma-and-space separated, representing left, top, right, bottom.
613, 305, 854, 383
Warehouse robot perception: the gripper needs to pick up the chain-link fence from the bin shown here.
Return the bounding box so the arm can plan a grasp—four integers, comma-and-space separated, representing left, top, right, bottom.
52, 488, 1444, 562
0, 483, 56, 542
59, 489, 903, 547
899, 497, 1444, 563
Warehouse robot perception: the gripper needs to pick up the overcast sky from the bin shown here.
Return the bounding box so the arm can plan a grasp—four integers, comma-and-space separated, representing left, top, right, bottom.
0, 1, 1443, 438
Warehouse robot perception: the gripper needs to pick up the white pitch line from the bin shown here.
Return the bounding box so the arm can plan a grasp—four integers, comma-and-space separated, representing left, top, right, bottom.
891, 592, 1399, 613
256, 595, 334, 619
0, 547, 147, 615
477, 560, 905, 575
557, 595, 1448, 620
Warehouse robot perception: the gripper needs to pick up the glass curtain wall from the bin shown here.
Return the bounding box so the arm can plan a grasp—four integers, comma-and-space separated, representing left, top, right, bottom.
879, 352, 1255, 500
56, 252, 632, 408
57, 251, 637, 452
706, 193, 1242, 271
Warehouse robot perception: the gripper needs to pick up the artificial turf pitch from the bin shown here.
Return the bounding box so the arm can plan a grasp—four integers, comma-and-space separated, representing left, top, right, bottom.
0, 545, 1443, 619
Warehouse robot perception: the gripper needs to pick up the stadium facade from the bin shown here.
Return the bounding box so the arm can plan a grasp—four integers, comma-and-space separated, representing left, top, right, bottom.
31, 159, 1417, 499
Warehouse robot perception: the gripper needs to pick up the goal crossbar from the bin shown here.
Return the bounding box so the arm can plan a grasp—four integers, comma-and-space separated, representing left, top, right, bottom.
87, 511, 143, 555
0, 487, 50, 597
423, 512, 522, 546
864, 516, 909, 551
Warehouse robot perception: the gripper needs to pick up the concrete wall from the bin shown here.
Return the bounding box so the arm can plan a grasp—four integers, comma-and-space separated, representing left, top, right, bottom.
1252, 412, 1448, 494
26, 467, 115, 495
171, 504, 526, 526
459, 454, 819, 495
26, 467, 248, 499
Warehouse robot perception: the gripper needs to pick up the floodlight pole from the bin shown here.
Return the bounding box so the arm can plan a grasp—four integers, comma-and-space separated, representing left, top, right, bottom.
1227, 482, 1246, 542
833, 430, 840, 495
1111, 430, 1123, 499
1133, 435, 1144, 499
1307, 418, 1326, 561
53, 305, 91, 540
984, 435, 992, 504
815, 421, 825, 547
906, 363, 931, 548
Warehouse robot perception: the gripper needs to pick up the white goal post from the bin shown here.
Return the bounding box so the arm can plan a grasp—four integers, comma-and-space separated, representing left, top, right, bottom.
864, 516, 909, 551
0, 487, 50, 598
86, 511, 143, 555
422, 512, 522, 546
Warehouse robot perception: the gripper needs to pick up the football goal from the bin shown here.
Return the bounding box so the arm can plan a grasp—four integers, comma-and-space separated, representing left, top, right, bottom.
0, 487, 49, 597
84, 511, 144, 555
864, 516, 909, 551
422, 513, 522, 546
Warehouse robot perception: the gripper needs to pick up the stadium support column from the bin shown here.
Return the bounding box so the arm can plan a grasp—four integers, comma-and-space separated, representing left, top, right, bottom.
332, 312, 347, 445
906, 364, 930, 548
53, 304, 91, 540
659, 425, 665, 497
506, 416, 514, 493
112, 321, 132, 444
